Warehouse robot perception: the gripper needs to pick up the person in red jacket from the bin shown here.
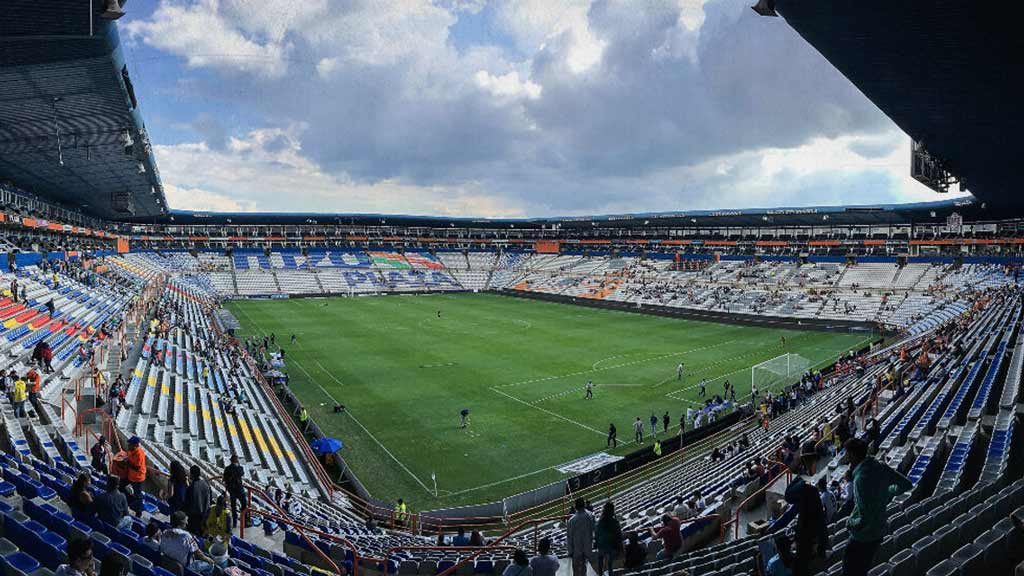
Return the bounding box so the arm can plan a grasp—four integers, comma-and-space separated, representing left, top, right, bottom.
126, 436, 147, 516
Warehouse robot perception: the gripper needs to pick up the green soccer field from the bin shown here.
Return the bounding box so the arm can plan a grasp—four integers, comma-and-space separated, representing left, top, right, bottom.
227, 293, 872, 509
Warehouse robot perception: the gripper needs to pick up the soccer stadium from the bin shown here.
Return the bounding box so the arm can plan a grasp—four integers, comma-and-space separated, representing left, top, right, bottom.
0, 2, 1021, 576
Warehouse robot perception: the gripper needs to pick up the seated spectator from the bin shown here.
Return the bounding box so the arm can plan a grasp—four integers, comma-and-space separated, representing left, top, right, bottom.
469, 530, 486, 546
766, 535, 795, 576
143, 520, 162, 550
56, 537, 95, 576
451, 527, 470, 546
501, 550, 532, 576
205, 495, 232, 545
99, 553, 130, 576
671, 496, 689, 519
69, 473, 94, 519
95, 475, 132, 530
161, 511, 216, 576
529, 538, 559, 576
622, 532, 646, 572
648, 514, 681, 559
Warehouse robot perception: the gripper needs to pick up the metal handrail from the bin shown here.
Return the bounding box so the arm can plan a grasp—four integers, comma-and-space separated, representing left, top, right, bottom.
733, 467, 790, 539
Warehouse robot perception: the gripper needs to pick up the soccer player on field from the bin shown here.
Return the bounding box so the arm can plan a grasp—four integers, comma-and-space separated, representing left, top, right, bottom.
633, 417, 644, 444
676, 362, 685, 381
584, 380, 594, 400
459, 408, 470, 428
699, 378, 707, 397
607, 423, 617, 448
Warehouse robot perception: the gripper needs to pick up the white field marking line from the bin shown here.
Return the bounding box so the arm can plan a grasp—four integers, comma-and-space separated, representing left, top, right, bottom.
235, 305, 433, 494
441, 464, 558, 497
490, 386, 608, 438
314, 360, 345, 387
497, 339, 739, 390
663, 344, 851, 401
531, 381, 649, 405
290, 357, 434, 495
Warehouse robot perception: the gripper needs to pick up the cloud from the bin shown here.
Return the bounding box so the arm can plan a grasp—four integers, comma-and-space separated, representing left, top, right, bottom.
474, 70, 541, 100
154, 129, 528, 217
127, 0, 964, 217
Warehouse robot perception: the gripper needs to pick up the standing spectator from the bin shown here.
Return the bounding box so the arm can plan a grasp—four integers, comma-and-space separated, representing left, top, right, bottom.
26, 368, 42, 411
95, 475, 132, 530
783, 477, 827, 576
622, 532, 646, 573
125, 436, 147, 516
595, 502, 623, 576
184, 465, 211, 536
164, 460, 189, 515
160, 512, 216, 576
606, 423, 617, 448
501, 550, 532, 576
633, 417, 644, 444
223, 455, 247, 529
662, 412, 670, 433
529, 538, 559, 576
42, 341, 54, 373
55, 537, 95, 576
11, 374, 27, 418
841, 438, 913, 576
649, 413, 658, 436
818, 477, 836, 523
394, 498, 408, 527
648, 514, 681, 559
566, 498, 595, 576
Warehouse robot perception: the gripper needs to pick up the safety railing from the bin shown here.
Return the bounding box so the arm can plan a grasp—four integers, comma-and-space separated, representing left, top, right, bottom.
732, 467, 791, 539
435, 516, 567, 576
386, 545, 518, 576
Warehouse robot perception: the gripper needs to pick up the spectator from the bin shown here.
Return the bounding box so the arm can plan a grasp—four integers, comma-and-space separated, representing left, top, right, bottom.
468, 531, 486, 547
841, 438, 913, 576
11, 374, 27, 418
671, 496, 691, 520
184, 465, 211, 536
648, 514, 681, 559
90, 436, 108, 475
56, 537, 95, 576
26, 368, 41, 411
566, 498, 595, 576
205, 495, 232, 544
164, 460, 189, 515
160, 511, 216, 576
783, 477, 827, 576
529, 538, 559, 576
766, 535, 795, 576
622, 532, 646, 573
95, 475, 132, 530
143, 520, 162, 550
501, 550, 532, 576
595, 502, 623, 576
223, 454, 247, 529
452, 527, 470, 546
125, 436, 147, 516
69, 473, 94, 519
818, 477, 836, 523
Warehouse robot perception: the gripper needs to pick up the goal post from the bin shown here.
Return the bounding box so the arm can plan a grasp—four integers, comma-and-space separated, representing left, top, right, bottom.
751, 353, 811, 393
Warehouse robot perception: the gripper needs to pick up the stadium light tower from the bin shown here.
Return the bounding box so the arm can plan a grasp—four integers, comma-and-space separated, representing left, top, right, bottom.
751, 0, 778, 16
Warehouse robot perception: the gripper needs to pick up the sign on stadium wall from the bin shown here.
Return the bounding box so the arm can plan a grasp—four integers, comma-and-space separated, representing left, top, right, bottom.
556, 452, 623, 475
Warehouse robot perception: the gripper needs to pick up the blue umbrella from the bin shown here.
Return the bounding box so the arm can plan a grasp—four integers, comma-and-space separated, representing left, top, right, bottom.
311, 437, 343, 454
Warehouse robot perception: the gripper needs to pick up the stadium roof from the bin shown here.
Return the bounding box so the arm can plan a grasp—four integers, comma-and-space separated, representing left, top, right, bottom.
774, 0, 1024, 212
0, 1, 167, 220
156, 198, 984, 229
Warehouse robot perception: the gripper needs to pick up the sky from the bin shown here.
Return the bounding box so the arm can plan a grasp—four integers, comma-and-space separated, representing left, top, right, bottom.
119, 0, 971, 218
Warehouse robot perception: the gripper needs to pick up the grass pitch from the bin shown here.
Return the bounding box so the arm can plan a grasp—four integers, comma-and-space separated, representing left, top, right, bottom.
227, 293, 872, 509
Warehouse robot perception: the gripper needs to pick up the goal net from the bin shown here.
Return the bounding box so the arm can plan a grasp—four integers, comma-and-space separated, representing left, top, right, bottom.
751, 353, 811, 393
